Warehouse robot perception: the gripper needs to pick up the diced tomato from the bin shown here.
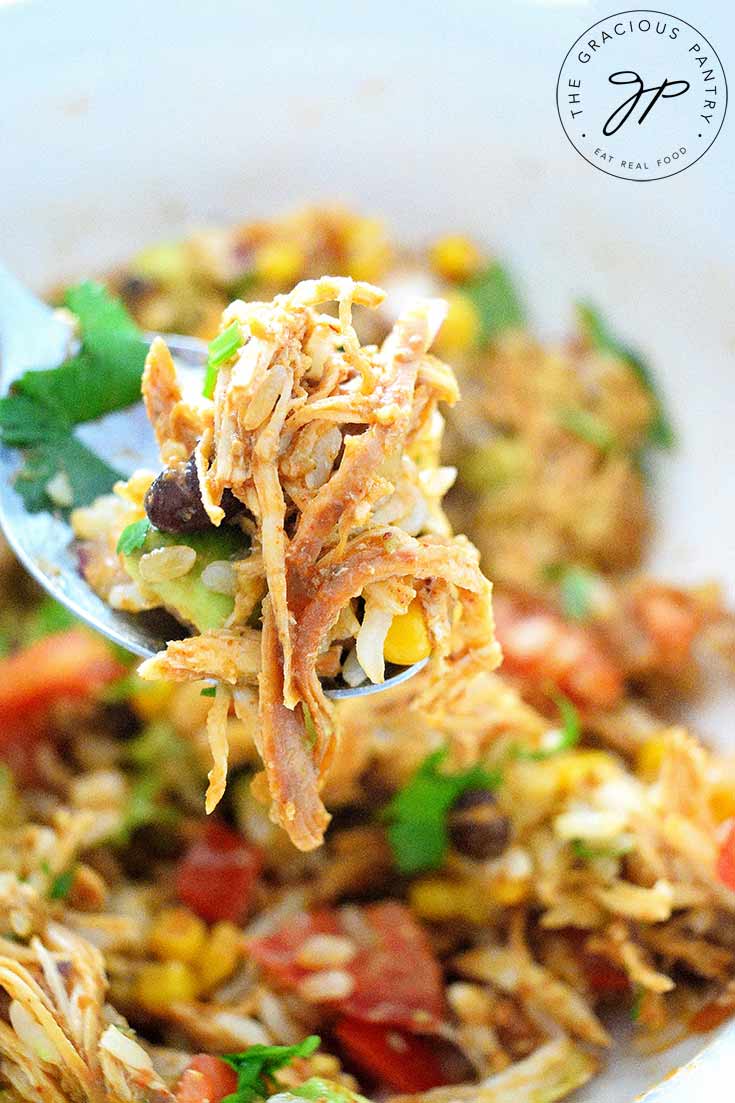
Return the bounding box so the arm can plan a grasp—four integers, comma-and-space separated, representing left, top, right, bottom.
0, 630, 125, 781
334, 1017, 446, 1094
689, 999, 735, 1034
248, 901, 445, 1031
493, 591, 624, 711
717, 822, 735, 892
584, 955, 630, 995
174, 1054, 238, 1103
0, 629, 124, 720
632, 584, 701, 672
176, 821, 262, 924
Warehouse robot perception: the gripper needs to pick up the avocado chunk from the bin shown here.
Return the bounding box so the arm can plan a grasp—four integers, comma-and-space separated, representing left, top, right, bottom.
123, 527, 246, 632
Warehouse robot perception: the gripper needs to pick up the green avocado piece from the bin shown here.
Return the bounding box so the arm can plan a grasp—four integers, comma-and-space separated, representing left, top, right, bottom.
123, 527, 246, 632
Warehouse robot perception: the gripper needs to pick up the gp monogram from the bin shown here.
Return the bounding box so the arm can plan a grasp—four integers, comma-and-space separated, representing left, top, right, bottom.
556, 10, 727, 181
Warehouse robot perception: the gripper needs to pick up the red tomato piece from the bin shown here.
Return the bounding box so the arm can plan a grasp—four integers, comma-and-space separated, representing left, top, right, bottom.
248, 901, 445, 1031
717, 823, 735, 892
335, 1017, 446, 1094
584, 955, 630, 995
0, 630, 125, 782
175, 1055, 238, 1103
245, 910, 341, 987
176, 821, 262, 924
493, 591, 623, 711
0, 629, 124, 721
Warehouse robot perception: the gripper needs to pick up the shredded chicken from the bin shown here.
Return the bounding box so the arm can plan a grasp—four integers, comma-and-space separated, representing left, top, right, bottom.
136, 278, 499, 848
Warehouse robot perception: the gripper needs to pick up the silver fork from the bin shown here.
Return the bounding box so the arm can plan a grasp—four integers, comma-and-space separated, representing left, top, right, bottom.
0, 263, 428, 698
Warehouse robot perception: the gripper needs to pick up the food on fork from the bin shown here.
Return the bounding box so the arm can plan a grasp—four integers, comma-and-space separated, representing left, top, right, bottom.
73, 277, 500, 848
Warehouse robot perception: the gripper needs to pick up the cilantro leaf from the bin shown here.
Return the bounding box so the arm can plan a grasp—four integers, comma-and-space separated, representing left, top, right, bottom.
0, 282, 149, 512
515, 694, 580, 760
40, 859, 76, 901
203, 322, 244, 399
576, 301, 674, 449
221, 1037, 321, 1103
462, 262, 526, 344
11, 435, 122, 513
385, 748, 501, 875
63, 280, 139, 338
117, 518, 151, 555
49, 867, 76, 900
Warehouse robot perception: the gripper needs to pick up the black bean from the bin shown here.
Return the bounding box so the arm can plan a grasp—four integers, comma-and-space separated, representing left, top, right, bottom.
144, 454, 243, 534
448, 788, 511, 861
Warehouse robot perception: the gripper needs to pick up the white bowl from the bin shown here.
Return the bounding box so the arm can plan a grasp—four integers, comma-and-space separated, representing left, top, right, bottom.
1, 1, 733, 1098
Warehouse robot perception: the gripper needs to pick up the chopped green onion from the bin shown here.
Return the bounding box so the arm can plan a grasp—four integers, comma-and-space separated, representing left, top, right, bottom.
544, 564, 597, 622
557, 407, 616, 451
200, 686, 217, 698
515, 694, 580, 760
571, 837, 633, 861
203, 322, 244, 399
631, 984, 645, 1022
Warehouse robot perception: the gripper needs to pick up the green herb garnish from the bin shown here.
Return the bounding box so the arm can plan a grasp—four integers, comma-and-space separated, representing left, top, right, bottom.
200, 686, 217, 698
291, 1079, 370, 1103
101, 673, 142, 704
545, 563, 597, 622
557, 407, 615, 451
116, 518, 152, 555
0, 282, 149, 511
113, 773, 179, 847
385, 748, 501, 874
631, 984, 645, 1022
203, 322, 244, 399
221, 1037, 321, 1103
515, 694, 580, 760
40, 859, 76, 901
571, 837, 633, 861
462, 262, 526, 344
22, 595, 77, 643
49, 868, 76, 900
576, 301, 674, 449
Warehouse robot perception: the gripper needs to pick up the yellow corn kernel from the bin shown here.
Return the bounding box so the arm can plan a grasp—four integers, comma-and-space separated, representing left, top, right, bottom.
255, 241, 304, 286
148, 907, 207, 964
636, 737, 667, 781
555, 751, 618, 791
710, 783, 735, 824
132, 241, 190, 286
430, 235, 482, 282
410, 879, 492, 924
197, 921, 242, 992
134, 960, 198, 1010
346, 218, 391, 283
434, 292, 481, 354
130, 680, 173, 723
383, 599, 432, 666
488, 876, 531, 906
